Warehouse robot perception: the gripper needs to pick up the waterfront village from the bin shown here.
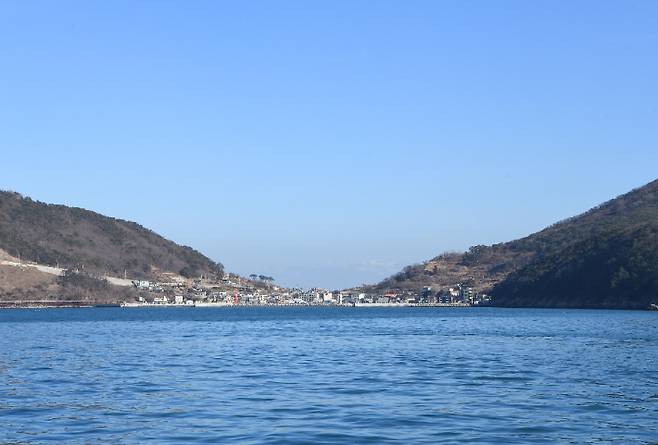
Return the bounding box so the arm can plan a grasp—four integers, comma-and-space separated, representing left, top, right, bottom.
121, 273, 492, 307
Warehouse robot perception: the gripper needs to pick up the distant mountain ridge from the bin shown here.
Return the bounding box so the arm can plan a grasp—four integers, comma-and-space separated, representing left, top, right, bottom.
0, 191, 223, 280
369, 179, 658, 309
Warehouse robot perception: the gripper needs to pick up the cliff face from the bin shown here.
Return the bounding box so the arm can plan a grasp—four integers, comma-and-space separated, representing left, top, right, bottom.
0, 191, 223, 280
371, 179, 658, 308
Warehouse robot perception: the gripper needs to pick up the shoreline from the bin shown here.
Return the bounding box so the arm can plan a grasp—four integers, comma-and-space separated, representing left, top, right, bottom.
0, 303, 654, 311
0, 302, 474, 309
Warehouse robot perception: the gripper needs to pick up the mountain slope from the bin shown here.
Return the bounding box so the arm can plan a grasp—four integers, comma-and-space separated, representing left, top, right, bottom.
369, 178, 658, 308
491, 221, 658, 308
0, 191, 223, 280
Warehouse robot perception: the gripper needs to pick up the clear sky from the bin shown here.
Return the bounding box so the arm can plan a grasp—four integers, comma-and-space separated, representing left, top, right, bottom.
1, 1, 657, 289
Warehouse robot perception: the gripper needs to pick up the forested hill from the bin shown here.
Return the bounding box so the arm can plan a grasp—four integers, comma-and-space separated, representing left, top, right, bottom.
491, 220, 658, 309
369, 178, 658, 308
0, 191, 223, 280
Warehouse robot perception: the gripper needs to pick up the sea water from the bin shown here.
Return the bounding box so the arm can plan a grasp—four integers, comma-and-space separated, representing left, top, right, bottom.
0, 307, 657, 444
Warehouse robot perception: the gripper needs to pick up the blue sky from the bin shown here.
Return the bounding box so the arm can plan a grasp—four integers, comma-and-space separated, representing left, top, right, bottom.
1, 1, 657, 289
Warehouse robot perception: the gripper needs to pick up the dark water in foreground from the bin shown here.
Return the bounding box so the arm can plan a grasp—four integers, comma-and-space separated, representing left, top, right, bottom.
0, 307, 657, 444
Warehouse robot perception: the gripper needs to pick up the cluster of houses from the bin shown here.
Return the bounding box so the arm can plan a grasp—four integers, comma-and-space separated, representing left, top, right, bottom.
125, 276, 491, 307
358, 285, 491, 306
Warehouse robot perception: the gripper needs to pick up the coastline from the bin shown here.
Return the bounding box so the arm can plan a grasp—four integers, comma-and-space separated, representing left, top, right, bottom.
0, 302, 474, 309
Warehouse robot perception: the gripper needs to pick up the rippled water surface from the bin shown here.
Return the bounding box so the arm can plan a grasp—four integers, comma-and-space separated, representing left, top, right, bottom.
1, 307, 657, 444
